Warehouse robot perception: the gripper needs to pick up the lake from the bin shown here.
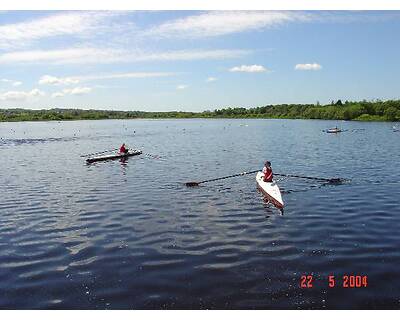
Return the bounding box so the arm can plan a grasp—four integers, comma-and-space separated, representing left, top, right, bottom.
0, 118, 399, 309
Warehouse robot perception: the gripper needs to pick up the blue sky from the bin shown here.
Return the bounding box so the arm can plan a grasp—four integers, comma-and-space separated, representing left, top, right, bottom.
0, 10, 399, 111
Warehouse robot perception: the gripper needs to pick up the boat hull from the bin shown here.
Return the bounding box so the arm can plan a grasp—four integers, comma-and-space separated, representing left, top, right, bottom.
86, 150, 142, 163
256, 172, 284, 209
326, 129, 342, 133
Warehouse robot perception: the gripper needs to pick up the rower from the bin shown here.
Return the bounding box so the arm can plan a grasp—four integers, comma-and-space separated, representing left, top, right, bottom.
119, 143, 129, 154
262, 161, 273, 182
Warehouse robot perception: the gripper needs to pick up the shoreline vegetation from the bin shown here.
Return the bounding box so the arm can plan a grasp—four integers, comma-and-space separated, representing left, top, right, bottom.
1, 99, 399, 122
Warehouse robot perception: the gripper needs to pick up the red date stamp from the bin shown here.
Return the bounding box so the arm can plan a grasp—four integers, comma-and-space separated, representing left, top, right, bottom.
300, 275, 368, 288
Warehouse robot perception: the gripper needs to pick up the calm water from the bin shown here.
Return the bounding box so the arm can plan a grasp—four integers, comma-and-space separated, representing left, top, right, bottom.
0, 118, 399, 309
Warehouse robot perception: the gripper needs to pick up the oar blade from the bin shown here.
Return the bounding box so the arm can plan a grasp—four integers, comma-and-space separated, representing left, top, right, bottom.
185, 182, 200, 187
328, 178, 345, 184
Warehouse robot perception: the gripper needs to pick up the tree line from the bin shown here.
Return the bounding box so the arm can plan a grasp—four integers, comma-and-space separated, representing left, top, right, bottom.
1, 100, 399, 122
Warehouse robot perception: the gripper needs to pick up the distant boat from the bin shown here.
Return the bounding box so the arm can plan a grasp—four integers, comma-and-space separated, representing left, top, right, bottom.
325, 127, 343, 133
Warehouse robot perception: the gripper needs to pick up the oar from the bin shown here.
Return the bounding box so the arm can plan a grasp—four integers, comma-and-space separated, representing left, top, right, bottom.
274, 173, 343, 183
80, 148, 119, 158
185, 170, 259, 187
186, 170, 344, 187
80, 148, 118, 158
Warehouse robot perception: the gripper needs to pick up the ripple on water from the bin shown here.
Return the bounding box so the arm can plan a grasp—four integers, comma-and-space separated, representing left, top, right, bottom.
0, 119, 399, 309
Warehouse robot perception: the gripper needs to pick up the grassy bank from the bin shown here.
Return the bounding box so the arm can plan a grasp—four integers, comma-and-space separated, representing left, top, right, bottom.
1, 99, 399, 122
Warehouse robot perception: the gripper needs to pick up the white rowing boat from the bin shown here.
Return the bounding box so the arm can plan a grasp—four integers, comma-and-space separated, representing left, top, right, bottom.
326, 128, 343, 133
256, 172, 284, 209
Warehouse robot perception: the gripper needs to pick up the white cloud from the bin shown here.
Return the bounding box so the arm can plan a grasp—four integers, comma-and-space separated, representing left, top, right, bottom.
206, 77, 217, 82
0, 48, 124, 65
0, 12, 123, 49
146, 11, 311, 38
295, 63, 322, 71
64, 87, 92, 95
229, 65, 268, 73
1, 78, 22, 86
136, 49, 249, 62
146, 11, 400, 39
29, 88, 45, 97
0, 91, 27, 101
52, 86, 92, 98
0, 48, 249, 65
52, 92, 65, 98
46, 73, 176, 96
0, 88, 45, 101
39, 75, 79, 85
177, 85, 188, 90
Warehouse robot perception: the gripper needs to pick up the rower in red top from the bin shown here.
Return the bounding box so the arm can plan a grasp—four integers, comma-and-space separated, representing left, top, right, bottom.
119, 143, 129, 154
262, 161, 273, 182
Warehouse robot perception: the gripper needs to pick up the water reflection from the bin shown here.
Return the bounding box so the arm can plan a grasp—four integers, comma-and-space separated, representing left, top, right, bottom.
0, 119, 399, 309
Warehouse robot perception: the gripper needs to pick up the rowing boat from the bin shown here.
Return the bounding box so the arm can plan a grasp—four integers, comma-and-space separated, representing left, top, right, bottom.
325, 128, 342, 133
86, 150, 142, 163
256, 172, 284, 209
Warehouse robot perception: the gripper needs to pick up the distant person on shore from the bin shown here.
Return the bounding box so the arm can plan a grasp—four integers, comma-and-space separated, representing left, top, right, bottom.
119, 143, 129, 154
262, 161, 273, 182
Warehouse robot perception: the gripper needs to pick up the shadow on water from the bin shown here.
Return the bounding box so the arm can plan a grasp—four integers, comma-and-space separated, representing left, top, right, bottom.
260, 197, 284, 216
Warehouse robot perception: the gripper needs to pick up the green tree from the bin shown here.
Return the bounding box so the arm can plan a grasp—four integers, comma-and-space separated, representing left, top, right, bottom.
385, 107, 398, 121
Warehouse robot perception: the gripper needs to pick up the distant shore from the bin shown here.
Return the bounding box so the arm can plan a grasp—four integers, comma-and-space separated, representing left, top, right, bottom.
1, 99, 399, 122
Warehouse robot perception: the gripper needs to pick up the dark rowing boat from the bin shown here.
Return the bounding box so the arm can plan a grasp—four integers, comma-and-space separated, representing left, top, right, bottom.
86, 150, 142, 163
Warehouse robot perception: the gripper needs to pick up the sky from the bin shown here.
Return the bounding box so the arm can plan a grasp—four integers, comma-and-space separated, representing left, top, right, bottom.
0, 10, 400, 111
